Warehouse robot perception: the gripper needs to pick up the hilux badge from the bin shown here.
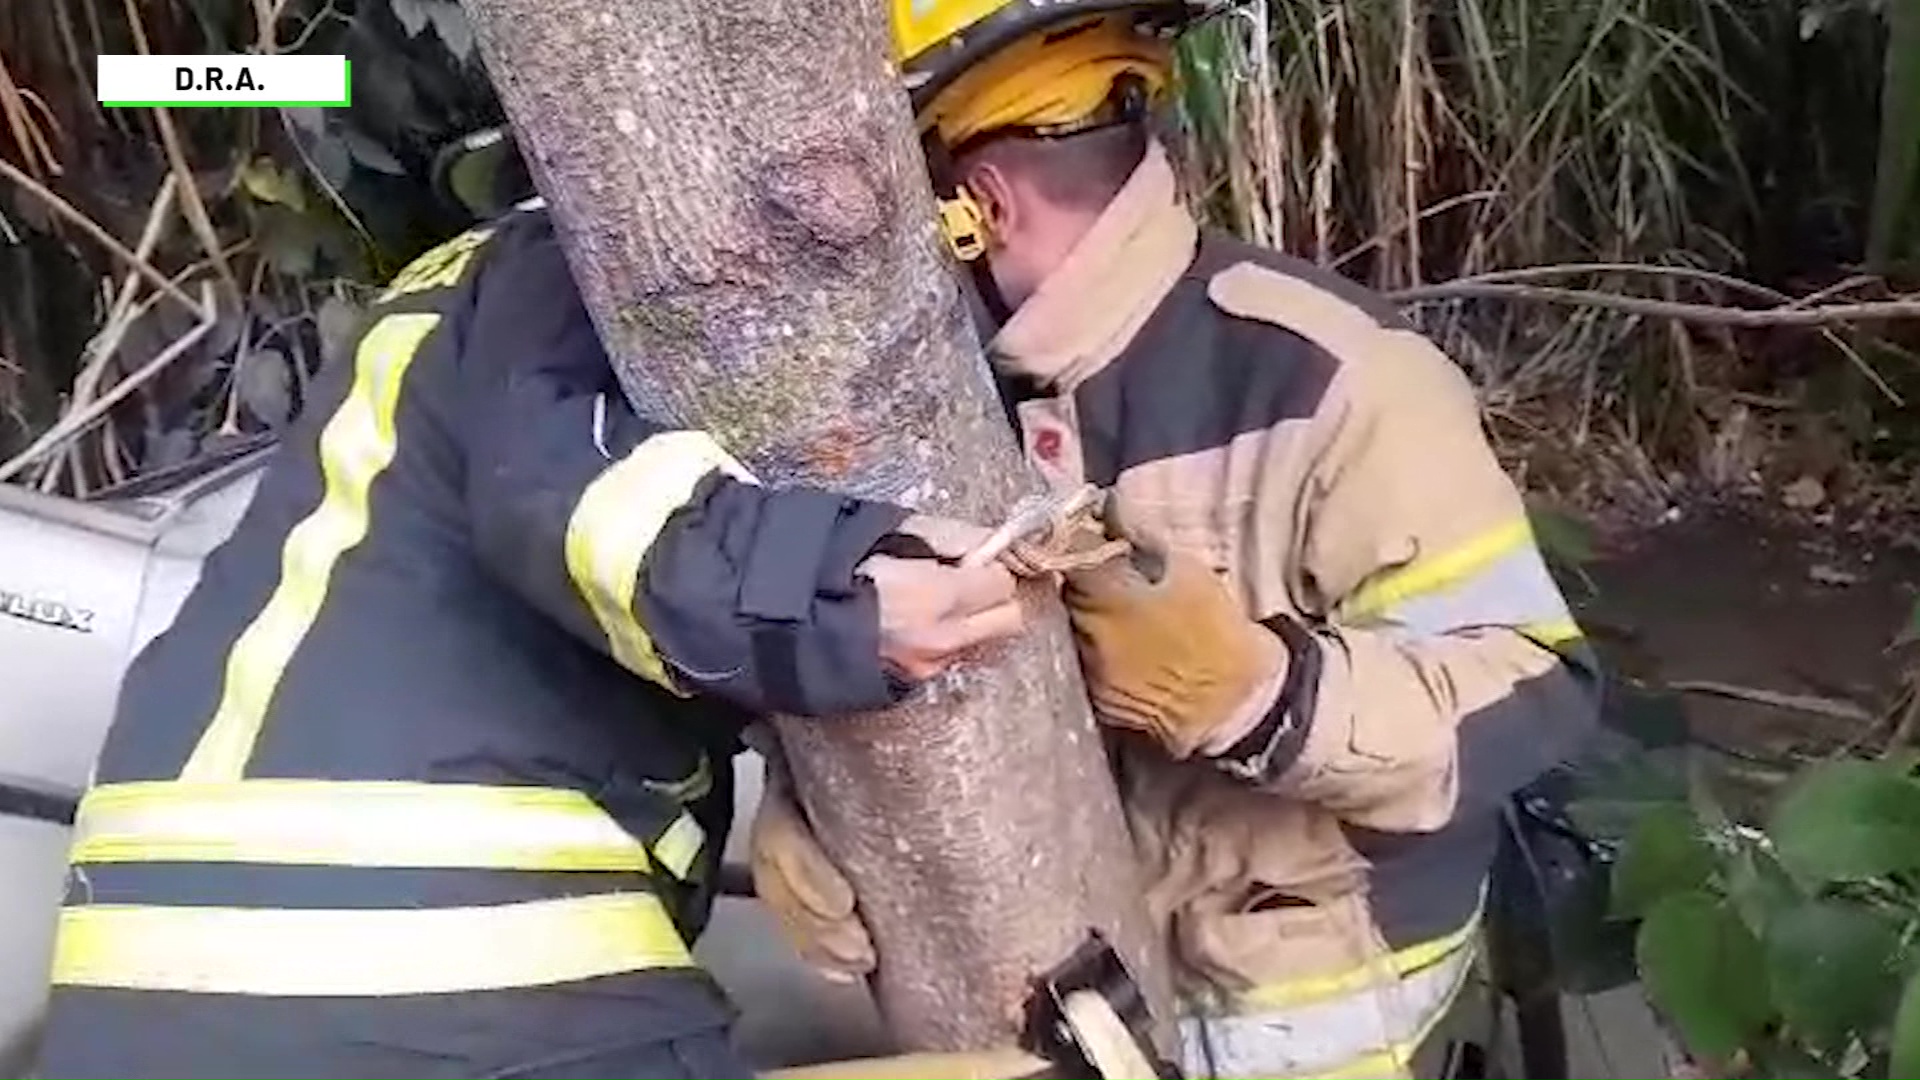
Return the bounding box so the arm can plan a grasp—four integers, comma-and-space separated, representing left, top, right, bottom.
0, 586, 96, 634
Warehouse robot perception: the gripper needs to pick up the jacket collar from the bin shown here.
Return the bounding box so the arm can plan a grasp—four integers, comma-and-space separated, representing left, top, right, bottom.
989, 142, 1200, 392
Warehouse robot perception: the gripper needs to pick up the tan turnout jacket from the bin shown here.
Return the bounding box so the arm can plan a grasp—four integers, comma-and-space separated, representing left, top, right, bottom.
988, 144, 1601, 1040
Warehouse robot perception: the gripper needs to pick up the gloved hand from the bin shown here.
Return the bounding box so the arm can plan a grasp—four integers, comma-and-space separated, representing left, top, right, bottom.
749, 765, 876, 984
1062, 543, 1290, 760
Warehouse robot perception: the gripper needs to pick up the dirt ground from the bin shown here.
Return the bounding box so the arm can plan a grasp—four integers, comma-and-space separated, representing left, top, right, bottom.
1574, 498, 1920, 811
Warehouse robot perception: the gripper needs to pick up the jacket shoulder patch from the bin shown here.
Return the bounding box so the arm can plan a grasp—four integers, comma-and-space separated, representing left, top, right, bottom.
1207, 260, 1480, 419
1206, 261, 1392, 364
377, 226, 498, 305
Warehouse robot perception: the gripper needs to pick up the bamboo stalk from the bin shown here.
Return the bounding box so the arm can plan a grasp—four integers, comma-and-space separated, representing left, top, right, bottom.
121, 0, 242, 303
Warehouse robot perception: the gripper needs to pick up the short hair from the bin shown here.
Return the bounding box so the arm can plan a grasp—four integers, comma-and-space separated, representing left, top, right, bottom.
954, 120, 1151, 212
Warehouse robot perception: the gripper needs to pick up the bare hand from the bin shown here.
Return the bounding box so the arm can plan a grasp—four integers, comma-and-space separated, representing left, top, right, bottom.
859, 516, 1026, 682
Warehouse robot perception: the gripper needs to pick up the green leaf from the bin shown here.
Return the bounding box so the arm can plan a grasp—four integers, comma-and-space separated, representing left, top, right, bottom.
1749, 1038, 1845, 1079
1528, 503, 1597, 566
238, 157, 307, 212
237, 348, 294, 428
1896, 598, 1920, 648
1868, 0, 1920, 269
389, 0, 430, 37
425, 0, 475, 61
1765, 900, 1903, 1054
1724, 846, 1803, 938
258, 208, 320, 278
282, 106, 325, 135
1768, 760, 1920, 885
340, 127, 405, 175
1611, 804, 1717, 919
1892, 966, 1920, 1080
311, 134, 354, 191
1637, 891, 1773, 1063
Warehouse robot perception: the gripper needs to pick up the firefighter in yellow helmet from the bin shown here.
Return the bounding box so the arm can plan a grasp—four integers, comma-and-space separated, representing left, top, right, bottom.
750, 3, 1604, 1079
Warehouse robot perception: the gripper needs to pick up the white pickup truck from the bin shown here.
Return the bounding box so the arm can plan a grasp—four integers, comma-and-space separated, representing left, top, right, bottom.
0, 441, 270, 1071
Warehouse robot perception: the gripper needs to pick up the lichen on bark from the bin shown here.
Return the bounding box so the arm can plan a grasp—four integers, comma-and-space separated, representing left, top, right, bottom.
463, 0, 1172, 1054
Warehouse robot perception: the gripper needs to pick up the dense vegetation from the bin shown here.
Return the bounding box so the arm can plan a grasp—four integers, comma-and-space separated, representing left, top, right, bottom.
1173, 0, 1920, 533
1, 0, 491, 491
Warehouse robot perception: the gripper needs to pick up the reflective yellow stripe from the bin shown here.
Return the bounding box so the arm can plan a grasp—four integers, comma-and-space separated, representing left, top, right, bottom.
1519, 617, 1586, 650
52, 893, 692, 996
1234, 911, 1482, 1014
181, 313, 442, 782
1342, 519, 1532, 621
69, 780, 697, 873
376, 227, 494, 304
646, 754, 714, 804
564, 430, 755, 693
652, 813, 705, 880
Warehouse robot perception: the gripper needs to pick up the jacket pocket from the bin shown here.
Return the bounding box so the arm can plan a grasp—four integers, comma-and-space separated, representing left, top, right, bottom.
1289, 632, 1460, 830
1146, 770, 1384, 994
1177, 891, 1393, 998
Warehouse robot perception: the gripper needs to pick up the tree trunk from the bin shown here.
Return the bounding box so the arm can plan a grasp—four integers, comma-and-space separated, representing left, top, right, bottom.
461, 0, 1172, 1056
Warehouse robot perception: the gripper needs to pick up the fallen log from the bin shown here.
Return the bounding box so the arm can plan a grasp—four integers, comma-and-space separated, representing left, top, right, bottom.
461, 0, 1172, 1055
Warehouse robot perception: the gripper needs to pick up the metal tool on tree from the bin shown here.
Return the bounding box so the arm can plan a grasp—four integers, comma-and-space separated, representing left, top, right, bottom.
765, 931, 1176, 1080
1028, 931, 1178, 1080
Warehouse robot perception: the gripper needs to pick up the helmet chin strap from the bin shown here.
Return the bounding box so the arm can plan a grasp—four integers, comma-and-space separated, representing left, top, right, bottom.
921, 73, 1154, 331
922, 130, 1016, 328
970, 258, 1015, 327
960, 260, 1013, 336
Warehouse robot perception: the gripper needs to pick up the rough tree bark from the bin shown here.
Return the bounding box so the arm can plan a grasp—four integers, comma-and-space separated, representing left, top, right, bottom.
462, 0, 1172, 1056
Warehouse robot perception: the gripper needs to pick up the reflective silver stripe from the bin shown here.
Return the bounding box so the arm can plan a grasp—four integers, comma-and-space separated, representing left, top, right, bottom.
1177, 938, 1476, 1080
1361, 543, 1576, 644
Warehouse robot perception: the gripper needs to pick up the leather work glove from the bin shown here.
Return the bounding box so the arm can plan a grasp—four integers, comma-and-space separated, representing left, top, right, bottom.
1062, 542, 1290, 761
748, 765, 877, 983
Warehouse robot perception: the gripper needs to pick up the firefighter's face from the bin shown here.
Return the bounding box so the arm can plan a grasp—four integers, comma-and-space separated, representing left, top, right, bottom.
956, 157, 1101, 311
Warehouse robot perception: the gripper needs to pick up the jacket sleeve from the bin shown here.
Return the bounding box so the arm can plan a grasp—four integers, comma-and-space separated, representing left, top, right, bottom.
452, 212, 912, 718
1215, 319, 1602, 834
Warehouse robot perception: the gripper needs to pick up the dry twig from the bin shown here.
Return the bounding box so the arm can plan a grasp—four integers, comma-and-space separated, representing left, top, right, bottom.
0, 51, 63, 178
121, 0, 242, 302
0, 156, 199, 311
73, 173, 180, 409
1392, 272, 1916, 404
1391, 280, 1920, 328
0, 282, 219, 484
1668, 679, 1877, 725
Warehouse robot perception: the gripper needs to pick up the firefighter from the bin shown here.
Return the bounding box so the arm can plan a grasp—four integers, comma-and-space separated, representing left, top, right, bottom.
749, 4, 1604, 1078
30, 201, 1028, 1079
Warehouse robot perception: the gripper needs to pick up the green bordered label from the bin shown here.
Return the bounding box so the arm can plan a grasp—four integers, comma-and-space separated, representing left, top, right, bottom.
97, 54, 350, 108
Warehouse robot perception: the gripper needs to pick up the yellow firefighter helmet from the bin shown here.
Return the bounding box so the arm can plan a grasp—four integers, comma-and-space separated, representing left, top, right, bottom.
890, 0, 1216, 150
889, 0, 1219, 262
